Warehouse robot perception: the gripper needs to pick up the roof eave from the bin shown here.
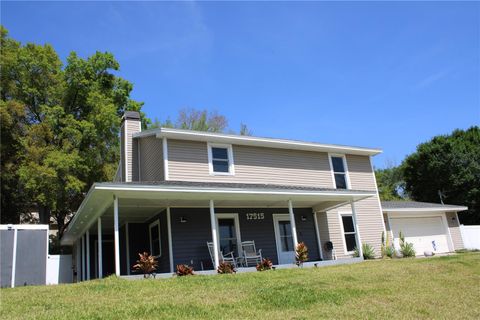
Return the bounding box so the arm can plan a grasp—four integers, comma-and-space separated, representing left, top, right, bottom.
133, 128, 383, 156
383, 206, 468, 212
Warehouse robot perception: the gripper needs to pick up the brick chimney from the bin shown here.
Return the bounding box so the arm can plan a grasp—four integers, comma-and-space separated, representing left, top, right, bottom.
120, 111, 141, 182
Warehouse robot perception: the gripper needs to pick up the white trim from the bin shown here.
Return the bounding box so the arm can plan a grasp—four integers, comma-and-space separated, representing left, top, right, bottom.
272, 214, 295, 264
163, 137, 169, 180
312, 212, 324, 260
10, 228, 18, 288
0, 224, 49, 230
369, 156, 387, 236
209, 200, 220, 268
124, 120, 129, 182
94, 183, 374, 197
328, 154, 351, 189
166, 207, 174, 273
338, 211, 358, 255
215, 213, 242, 255
81, 234, 85, 281
76, 239, 81, 282
142, 127, 382, 156
126, 222, 130, 275
207, 143, 235, 176
148, 219, 162, 257
86, 229, 90, 280
383, 207, 468, 212
113, 195, 120, 276
97, 217, 103, 279
288, 200, 299, 247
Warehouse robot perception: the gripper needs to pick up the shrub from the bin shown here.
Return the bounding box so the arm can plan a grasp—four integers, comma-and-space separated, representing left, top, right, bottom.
176, 264, 194, 276
385, 245, 395, 258
295, 242, 309, 266
399, 231, 416, 258
217, 262, 236, 274
256, 258, 273, 271
400, 242, 416, 257
381, 231, 386, 258
353, 243, 376, 260
132, 252, 158, 278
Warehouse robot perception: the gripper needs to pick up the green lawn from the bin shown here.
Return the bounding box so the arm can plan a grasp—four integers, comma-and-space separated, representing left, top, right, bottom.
1, 253, 479, 319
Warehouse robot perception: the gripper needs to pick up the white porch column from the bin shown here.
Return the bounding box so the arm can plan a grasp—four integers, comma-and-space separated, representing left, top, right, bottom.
97, 217, 103, 279
166, 207, 174, 273
86, 229, 90, 280
81, 234, 85, 281
288, 200, 299, 247
351, 202, 363, 258
113, 195, 121, 276
209, 200, 220, 269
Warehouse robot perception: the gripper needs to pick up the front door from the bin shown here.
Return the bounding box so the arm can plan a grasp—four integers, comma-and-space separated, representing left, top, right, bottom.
216, 214, 241, 257
273, 214, 295, 264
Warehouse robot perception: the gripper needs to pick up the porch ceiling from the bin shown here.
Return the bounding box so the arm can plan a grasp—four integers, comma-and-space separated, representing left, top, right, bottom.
61, 182, 376, 245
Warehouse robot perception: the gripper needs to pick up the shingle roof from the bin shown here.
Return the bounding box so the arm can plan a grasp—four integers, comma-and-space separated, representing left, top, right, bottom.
109, 180, 374, 194
381, 201, 467, 211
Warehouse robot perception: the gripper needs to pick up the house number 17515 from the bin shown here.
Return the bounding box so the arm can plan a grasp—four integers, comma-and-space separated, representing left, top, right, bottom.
246, 213, 265, 220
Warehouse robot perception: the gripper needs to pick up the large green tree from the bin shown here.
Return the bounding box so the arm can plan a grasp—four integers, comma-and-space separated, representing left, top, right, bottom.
0, 27, 147, 242
375, 164, 407, 201
403, 126, 480, 224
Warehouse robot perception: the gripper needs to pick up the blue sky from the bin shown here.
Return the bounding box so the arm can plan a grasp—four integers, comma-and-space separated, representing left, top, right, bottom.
2, 1, 479, 168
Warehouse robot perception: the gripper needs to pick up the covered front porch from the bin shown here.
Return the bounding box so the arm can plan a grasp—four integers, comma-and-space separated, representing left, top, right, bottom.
61, 182, 375, 280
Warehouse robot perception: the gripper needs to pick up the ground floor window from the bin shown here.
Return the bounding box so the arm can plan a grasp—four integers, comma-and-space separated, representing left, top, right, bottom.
341, 214, 357, 252
149, 220, 161, 257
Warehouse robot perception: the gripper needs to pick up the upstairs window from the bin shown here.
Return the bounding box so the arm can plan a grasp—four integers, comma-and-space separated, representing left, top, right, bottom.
341, 214, 357, 253
331, 155, 348, 189
208, 144, 234, 175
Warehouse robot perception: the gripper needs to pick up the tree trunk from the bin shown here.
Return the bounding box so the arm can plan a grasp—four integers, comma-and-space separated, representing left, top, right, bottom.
38, 205, 50, 224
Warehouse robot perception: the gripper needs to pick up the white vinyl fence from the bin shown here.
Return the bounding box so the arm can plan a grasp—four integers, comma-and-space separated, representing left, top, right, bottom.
460, 225, 480, 250
47, 255, 73, 285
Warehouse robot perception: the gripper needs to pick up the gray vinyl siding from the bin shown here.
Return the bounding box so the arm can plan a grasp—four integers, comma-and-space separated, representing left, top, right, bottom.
168, 139, 334, 187
141, 211, 171, 274
446, 211, 464, 250
168, 207, 320, 270
136, 136, 164, 182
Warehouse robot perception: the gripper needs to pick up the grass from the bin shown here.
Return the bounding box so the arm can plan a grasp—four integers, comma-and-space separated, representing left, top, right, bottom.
1, 252, 480, 319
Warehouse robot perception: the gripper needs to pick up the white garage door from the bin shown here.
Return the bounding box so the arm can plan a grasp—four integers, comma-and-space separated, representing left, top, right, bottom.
390, 216, 450, 255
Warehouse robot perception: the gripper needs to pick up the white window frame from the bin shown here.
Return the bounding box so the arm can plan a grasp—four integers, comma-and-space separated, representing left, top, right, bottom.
207, 143, 235, 176
338, 212, 357, 255
149, 220, 162, 258
328, 154, 350, 189
215, 213, 242, 255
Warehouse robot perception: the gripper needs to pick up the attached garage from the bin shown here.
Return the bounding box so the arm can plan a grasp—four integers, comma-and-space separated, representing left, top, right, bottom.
382, 201, 468, 255
389, 215, 451, 254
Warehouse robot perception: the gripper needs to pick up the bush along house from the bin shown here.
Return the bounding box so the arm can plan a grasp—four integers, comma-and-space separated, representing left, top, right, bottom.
61, 111, 467, 280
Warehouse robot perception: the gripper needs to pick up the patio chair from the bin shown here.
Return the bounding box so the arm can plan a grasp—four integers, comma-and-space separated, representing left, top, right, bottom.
240, 241, 263, 267
207, 242, 237, 268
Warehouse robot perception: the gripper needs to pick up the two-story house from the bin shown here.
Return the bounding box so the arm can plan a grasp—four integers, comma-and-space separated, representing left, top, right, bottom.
61, 112, 466, 280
